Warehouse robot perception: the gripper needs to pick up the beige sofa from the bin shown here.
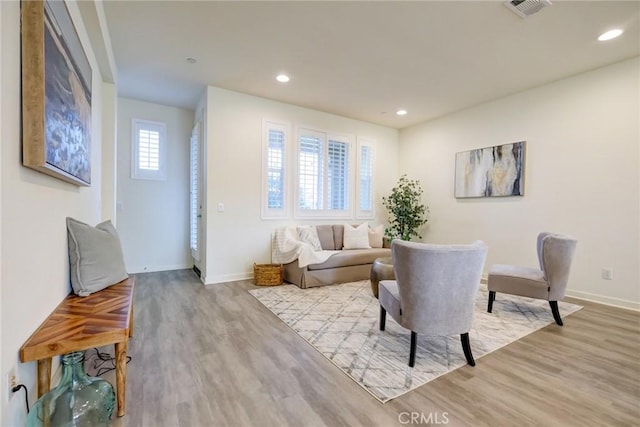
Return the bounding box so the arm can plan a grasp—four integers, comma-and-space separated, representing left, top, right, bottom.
283, 224, 391, 288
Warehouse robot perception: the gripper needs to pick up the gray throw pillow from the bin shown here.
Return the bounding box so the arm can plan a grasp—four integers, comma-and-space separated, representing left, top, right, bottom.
67, 217, 129, 297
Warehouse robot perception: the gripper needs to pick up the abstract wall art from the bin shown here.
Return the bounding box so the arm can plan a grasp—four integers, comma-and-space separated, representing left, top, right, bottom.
454, 141, 525, 198
21, 0, 92, 186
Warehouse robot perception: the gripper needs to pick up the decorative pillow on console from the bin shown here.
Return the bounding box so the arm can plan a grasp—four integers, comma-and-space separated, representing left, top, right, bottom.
66, 217, 129, 297
368, 224, 384, 248
343, 223, 371, 249
297, 226, 323, 251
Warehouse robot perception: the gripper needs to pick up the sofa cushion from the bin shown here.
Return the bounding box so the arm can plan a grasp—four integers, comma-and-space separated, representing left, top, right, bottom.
332, 225, 344, 250
307, 248, 391, 270
316, 225, 335, 250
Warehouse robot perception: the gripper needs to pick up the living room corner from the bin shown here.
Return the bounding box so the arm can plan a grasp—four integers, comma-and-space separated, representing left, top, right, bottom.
399, 57, 639, 310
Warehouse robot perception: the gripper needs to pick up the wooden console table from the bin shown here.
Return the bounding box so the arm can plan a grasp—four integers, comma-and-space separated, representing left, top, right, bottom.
20, 277, 135, 417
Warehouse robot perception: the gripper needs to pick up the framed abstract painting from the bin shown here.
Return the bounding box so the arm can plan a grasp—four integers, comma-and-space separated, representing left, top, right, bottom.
454, 141, 525, 198
21, 0, 92, 186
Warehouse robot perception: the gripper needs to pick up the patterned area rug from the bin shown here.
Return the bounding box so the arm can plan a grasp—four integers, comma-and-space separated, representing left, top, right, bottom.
249, 281, 582, 403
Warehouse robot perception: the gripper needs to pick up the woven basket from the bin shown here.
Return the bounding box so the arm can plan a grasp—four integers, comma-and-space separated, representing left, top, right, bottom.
253, 263, 283, 286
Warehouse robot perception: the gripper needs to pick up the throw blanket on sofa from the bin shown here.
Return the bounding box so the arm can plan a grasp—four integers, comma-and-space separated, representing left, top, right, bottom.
272, 227, 338, 268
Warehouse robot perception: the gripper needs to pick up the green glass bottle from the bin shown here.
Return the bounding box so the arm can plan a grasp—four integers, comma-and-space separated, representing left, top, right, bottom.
27, 351, 115, 427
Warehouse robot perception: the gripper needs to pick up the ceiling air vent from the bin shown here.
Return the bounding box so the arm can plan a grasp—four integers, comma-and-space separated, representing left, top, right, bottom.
504, 0, 552, 19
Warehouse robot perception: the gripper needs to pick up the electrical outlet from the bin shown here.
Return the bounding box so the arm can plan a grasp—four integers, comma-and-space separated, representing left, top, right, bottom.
602, 268, 613, 280
7, 366, 17, 402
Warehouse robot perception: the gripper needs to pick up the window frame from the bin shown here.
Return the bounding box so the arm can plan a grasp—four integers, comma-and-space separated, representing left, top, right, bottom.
261, 119, 290, 219
131, 118, 167, 181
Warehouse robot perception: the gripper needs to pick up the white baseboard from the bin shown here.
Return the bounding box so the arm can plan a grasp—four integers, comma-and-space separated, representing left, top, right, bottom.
565, 289, 639, 311
204, 271, 252, 285
128, 263, 192, 274
482, 273, 637, 311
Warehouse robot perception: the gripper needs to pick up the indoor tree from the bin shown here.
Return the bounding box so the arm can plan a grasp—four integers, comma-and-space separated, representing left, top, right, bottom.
382, 175, 429, 241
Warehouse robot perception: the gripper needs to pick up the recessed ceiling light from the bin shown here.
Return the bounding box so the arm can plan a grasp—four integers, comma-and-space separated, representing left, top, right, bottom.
276, 74, 290, 83
186, 57, 197, 64
396, 109, 407, 116
598, 29, 623, 41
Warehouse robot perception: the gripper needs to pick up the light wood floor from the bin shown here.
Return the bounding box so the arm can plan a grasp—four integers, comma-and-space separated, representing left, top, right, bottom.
105, 269, 639, 427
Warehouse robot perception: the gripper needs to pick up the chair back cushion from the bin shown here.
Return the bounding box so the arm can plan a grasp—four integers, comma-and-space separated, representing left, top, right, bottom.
539, 233, 577, 300
391, 240, 487, 335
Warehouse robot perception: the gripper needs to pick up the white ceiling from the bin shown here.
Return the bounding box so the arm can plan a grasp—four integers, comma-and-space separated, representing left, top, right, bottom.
103, 1, 640, 129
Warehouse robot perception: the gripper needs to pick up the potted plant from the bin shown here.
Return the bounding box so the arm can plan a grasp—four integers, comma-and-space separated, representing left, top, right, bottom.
382, 175, 429, 241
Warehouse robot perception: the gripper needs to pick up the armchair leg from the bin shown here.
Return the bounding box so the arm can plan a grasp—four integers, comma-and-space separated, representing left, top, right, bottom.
549, 301, 563, 326
461, 333, 475, 366
409, 331, 417, 367
488, 291, 495, 313
380, 306, 386, 331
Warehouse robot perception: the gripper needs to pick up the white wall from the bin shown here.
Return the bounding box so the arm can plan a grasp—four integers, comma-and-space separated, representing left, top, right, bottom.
203, 86, 400, 284
0, 1, 114, 425
400, 57, 640, 309
0, 1, 4, 422
116, 97, 194, 273
101, 82, 118, 223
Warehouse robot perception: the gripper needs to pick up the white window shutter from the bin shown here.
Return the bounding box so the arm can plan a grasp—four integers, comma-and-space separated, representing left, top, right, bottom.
131, 118, 167, 181
298, 132, 324, 211
327, 139, 349, 210
357, 139, 375, 218
295, 129, 353, 218
190, 126, 199, 255
262, 120, 290, 219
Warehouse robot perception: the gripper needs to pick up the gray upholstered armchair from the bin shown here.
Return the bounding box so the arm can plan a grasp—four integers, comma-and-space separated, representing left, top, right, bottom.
487, 232, 577, 326
379, 240, 488, 368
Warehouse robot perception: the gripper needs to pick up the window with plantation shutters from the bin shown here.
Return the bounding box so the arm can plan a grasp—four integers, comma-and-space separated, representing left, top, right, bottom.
296, 129, 353, 218
261, 121, 374, 220
262, 120, 289, 219
298, 132, 324, 210
267, 130, 285, 209
327, 139, 348, 210
131, 119, 166, 180
356, 140, 375, 218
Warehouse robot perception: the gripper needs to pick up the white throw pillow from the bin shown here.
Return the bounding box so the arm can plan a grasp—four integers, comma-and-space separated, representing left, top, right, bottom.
343, 223, 371, 249
368, 224, 384, 248
297, 226, 322, 251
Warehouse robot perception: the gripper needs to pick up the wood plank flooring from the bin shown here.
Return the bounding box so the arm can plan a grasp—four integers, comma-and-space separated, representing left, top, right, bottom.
102, 269, 639, 427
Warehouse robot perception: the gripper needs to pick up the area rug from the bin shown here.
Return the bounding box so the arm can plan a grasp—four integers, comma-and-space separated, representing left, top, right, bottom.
249, 280, 582, 403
